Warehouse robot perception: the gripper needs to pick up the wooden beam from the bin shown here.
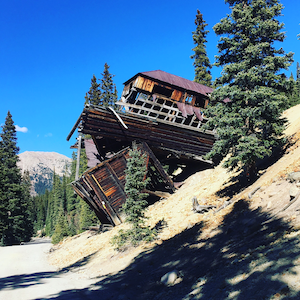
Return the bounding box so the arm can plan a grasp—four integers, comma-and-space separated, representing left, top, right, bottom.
104, 161, 127, 198
89, 174, 122, 226
140, 142, 175, 192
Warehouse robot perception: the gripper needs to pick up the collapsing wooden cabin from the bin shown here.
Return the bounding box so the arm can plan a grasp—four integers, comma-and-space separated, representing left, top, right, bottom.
67, 70, 216, 163
67, 70, 216, 225
71, 142, 175, 226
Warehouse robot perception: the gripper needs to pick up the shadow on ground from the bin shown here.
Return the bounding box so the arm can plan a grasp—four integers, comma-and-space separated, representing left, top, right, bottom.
6, 200, 300, 300
0, 271, 59, 291
0, 251, 97, 295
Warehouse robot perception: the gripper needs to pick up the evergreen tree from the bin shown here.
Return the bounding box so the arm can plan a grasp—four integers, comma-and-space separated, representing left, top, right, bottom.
51, 205, 70, 244
84, 64, 118, 109
79, 199, 98, 232
84, 75, 101, 106
287, 66, 300, 107
204, 0, 293, 177
38, 147, 98, 240
67, 152, 80, 214
0, 142, 8, 243
111, 144, 156, 250
191, 10, 212, 86
99, 63, 118, 109
296, 63, 300, 99
52, 172, 62, 225
0, 111, 33, 245
123, 146, 150, 226
21, 170, 35, 235
61, 173, 68, 213
45, 191, 54, 236
33, 192, 48, 233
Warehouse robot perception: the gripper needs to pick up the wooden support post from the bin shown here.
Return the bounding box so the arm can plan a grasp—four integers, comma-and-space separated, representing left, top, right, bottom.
141, 142, 176, 192
75, 133, 82, 181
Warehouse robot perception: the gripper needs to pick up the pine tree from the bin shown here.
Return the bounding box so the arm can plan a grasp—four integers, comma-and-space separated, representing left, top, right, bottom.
111, 144, 156, 250
204, 0, 293, 178
39, 148, 98, 238
0, 111, 33, 245
84, 64, 118, 109
99, 63, 118, 109
296, 63, 300, 99
79, 199, 98, 232
123, 146, 150, 227
21, 170, 34, 235
51, 204, 70, 244
191, 10, 212, 86
287, 66, 300, 107
33, 192, 48, 232
84, 75, 101, 106
0, 143, 8, 243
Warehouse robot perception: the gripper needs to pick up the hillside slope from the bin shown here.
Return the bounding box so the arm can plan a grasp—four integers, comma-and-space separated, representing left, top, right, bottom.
49, 104, 300, 299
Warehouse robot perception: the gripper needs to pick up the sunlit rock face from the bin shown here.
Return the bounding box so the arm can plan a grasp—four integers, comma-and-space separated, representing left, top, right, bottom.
18, 151, 72, 196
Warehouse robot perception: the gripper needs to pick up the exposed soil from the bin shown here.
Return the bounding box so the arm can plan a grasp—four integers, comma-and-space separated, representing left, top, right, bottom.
48, 103, 300, 299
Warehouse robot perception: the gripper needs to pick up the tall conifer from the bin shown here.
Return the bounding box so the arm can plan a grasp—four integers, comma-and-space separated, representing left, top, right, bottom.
191, 10, 212, 86
111, 144, 156, 250
204, 0, 293, 177
84, 75, 101, 106
0, 111, 33, 245
99, 63, 118, 109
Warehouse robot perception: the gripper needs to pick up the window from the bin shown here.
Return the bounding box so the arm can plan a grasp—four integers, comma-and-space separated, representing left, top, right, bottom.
185, 95, 193, 104
153, 85, 173, 98
195, 96, 206, 108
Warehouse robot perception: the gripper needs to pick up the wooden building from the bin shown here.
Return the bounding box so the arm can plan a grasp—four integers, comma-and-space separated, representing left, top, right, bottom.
67, 70, 216, 225
119, 70, 213, 131
67, 70, 216, 163
71, 143, 175, 226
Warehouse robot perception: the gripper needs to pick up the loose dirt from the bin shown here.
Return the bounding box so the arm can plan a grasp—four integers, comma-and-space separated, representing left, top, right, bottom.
48, 103, 300, 299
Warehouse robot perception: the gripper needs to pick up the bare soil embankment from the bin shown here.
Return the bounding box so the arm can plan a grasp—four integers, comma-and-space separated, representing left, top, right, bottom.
49, 103, 300, 299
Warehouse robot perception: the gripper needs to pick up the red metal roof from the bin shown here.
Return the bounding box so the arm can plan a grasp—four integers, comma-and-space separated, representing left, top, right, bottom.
124, 70, 213, 96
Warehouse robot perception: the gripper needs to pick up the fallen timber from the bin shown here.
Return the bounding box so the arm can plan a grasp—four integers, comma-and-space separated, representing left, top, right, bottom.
71, 143, 175, 226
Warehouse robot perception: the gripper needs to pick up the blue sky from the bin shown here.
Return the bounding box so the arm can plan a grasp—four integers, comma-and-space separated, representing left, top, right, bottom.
0, 0, 299, 158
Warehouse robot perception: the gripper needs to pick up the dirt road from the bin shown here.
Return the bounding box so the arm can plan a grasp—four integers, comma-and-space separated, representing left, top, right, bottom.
0, 238, 97, 300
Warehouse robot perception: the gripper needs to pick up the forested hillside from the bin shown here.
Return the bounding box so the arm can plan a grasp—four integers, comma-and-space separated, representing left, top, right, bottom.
31, 150, 98, 243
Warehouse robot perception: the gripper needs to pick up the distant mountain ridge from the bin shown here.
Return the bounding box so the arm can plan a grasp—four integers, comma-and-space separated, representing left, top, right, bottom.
18, 151, 72, 196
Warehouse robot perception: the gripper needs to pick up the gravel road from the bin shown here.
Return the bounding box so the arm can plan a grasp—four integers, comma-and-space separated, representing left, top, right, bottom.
0, 238, 97, 300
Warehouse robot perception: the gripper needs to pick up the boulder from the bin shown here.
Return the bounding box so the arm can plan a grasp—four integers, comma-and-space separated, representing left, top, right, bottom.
287, 172, 300, 183
289, 185, 300, 199
161, 270, 181, 286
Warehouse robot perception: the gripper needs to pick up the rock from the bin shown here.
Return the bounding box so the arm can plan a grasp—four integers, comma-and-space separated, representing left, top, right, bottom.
161, 270, 181, 286
289, 185, 300, 199
287, 172, 300, 183
192, 196, 216, 213
248, 186, 261, 199
17, 151, 72, 196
